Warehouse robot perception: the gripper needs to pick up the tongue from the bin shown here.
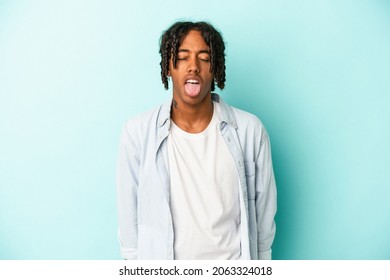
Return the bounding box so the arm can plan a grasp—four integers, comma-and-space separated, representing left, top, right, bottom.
184, 83, 201, 97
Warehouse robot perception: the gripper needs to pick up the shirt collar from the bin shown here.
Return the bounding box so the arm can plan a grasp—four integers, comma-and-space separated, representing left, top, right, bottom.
157, 93, 237, 130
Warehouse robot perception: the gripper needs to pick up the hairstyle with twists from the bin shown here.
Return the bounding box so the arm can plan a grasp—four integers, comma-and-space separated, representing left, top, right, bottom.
159, 21, 226, 91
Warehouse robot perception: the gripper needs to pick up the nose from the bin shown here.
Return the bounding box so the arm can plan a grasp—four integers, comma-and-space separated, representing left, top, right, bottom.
187, 56, 199, 73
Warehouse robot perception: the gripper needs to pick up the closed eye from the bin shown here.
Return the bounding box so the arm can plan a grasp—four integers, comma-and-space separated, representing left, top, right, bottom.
199, 54, 210, 62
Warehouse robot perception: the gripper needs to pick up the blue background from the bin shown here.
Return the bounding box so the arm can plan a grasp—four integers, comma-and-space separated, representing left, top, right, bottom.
1, 0, 389, 259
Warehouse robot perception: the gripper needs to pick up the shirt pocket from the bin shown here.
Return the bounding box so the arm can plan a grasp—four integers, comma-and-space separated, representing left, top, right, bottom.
244, 161, 256, 200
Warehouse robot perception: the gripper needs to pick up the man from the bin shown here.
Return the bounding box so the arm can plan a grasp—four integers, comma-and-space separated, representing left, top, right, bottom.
116, 21, 277, 260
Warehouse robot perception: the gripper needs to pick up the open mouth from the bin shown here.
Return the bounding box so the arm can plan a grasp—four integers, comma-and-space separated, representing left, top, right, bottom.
184, 79, 201, 96
185, 79, 199, 85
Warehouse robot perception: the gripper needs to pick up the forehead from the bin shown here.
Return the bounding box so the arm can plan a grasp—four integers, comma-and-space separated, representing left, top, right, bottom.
179, 30, 209, 50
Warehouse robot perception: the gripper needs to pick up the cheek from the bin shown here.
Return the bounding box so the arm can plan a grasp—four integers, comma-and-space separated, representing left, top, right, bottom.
204, 72, 214, 83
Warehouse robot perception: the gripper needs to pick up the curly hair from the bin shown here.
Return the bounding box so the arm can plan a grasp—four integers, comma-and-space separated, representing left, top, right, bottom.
159, 21, 226, 91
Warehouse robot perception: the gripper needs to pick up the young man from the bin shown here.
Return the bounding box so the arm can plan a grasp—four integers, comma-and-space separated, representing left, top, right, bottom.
116, 21, 277, 260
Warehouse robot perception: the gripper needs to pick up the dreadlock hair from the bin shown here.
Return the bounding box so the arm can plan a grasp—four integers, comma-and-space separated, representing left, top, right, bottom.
159, 21, 226, 91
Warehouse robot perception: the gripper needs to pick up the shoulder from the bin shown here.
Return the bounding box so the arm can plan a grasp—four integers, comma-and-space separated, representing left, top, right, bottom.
220, 103, 271, 153
119, 102, 169, 150
125, 105, 160, 131
224, 102, 268, 137
231, 106, 263, 127
124, 101, 169, 134
214, 94, 264, 131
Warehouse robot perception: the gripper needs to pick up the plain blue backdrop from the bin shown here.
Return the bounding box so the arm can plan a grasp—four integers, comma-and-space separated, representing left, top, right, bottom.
1, 0, 389, 259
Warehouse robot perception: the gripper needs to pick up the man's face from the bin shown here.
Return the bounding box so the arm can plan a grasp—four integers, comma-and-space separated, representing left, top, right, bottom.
169, 30, 214, 108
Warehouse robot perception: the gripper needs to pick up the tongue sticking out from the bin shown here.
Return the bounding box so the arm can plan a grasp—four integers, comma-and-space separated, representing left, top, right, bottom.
184, 83, 201, 97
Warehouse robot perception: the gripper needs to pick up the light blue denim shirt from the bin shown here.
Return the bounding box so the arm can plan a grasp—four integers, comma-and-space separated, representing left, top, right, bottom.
116, 93, 277, 260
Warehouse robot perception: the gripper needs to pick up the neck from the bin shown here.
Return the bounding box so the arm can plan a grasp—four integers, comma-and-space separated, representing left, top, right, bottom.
171, 95, 214, 133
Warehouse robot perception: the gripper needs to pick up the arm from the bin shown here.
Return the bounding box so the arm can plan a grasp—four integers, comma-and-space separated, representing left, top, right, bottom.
116, 124, 139, 260
255, 129, 277, 260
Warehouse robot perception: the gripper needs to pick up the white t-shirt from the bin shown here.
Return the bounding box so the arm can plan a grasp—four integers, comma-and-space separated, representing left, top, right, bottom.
167, 101, 241, 260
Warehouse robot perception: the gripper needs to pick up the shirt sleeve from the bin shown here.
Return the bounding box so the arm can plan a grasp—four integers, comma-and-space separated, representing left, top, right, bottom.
116, 123, 139, 260
255, 128, 277, 260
